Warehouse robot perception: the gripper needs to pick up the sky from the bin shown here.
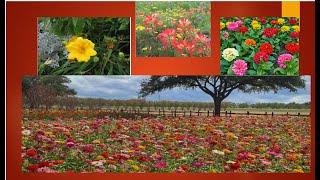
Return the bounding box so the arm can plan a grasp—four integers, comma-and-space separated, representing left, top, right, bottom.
66, 76, 311, 104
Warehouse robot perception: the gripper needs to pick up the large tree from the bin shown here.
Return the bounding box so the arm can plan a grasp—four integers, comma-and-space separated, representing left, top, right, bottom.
22, 76, 76, 109
139, 76, 306, 116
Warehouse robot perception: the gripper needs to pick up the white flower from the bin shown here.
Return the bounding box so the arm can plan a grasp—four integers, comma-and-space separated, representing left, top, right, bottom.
226, 160, 236, 164
222, 48, 239, 61
91, 161, 104, 167
212, 150, 225, 156
22, 130, 31, 136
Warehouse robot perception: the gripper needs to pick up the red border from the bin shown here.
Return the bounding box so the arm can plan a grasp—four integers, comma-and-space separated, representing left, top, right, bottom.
6, 1, 315, 180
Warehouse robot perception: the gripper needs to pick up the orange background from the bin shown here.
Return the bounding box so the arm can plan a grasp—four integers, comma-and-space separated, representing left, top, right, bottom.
6, 1, 315, 180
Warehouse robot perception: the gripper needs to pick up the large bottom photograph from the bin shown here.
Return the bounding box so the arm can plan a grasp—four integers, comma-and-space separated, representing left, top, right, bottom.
21, 76, 311, 173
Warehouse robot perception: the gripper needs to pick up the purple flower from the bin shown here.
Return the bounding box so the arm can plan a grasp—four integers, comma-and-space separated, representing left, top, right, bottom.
192, 162, 204, 167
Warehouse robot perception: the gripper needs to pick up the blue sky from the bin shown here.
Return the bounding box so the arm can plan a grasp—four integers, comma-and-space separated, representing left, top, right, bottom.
66, 76, 311, 104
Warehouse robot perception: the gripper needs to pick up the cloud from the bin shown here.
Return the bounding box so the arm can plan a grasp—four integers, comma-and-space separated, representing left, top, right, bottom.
65, 75, 311, 103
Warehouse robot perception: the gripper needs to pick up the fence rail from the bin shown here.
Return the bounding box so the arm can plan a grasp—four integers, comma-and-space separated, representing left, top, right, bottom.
114, 109, 310, 117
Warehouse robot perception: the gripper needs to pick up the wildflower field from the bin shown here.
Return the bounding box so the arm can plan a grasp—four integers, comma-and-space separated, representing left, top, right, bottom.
136, 1, 211, 57
38, 17, 130, 75
220, 17, 299, 76
22, 110, 310, 173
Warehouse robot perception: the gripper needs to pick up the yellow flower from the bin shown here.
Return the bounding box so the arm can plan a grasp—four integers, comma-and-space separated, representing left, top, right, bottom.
65, 37, 97, 62
252, 24, 261, 30
274, 135, 281, 139
177, 28, 182, 31
136, 25, 145, 31
226, 133, 235, 140
96, 155, 105, 160
280, 25, 290, 32
220, 22, 225, 29
292, 169, 304, 173
277, 18, 285, 25
226, 22, 232, 26
164, 133, 171, 136
163, 25, 167, 28
142, 47, 148, 51
157, 48, 161, 51
128, 149, 135, 153
177, 34, 182, 39
259, 147, 267, 152
92, 139, 100, 144
138, 145, 146, 149
251, 20, 259, 26
45, 132, 53, 136
131, 165, 140, 171
292, 25, 300, 32
222, 148, 232, 154
293, 153, 302, 159
55, 140, 65, 144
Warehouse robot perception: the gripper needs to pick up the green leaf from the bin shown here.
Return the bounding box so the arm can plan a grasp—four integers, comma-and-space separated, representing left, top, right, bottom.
72, 18, 78, 27
247, 70, 257, 75
252, 62, 258, 70
268, 56, 276, 62
227, 64, 235, 75
274, 67, 286, 75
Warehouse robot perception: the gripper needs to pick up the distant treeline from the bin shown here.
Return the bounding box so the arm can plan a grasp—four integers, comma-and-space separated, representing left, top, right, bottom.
22, 96, 310, 110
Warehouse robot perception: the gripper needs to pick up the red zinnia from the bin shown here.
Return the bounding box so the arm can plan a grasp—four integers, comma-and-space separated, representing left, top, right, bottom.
26, 164, 39, 172
285, 42, 299, 54
270, 20, 279, 25
290, 31, 299, 38
259, 43, 274, 55
238, 26, 248, 34
272, 28, 279, 34
288, 18, 297, 25
254, 52, 269, 64
101, 152, 109, 158
260, 18, 267, 24
262, 28, 276, 38
230, 163, 241, 171
26, 149, 37, 157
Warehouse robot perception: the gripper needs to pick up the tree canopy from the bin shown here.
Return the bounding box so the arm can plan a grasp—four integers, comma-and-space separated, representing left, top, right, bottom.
139, 76, 306, 116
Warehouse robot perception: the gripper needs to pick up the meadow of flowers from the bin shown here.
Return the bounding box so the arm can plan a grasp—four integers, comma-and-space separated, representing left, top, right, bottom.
22, 110, 310, 173
220, 17, 299, 76
136, 1, 211, 57
38, 17, 130, 75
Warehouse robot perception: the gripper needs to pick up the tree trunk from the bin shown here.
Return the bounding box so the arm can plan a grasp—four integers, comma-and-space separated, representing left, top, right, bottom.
214, 99, 221, 116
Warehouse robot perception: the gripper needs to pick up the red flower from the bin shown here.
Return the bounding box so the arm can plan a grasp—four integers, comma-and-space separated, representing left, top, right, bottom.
260, 18, 267, 24
230, 163, 241, 170
39, 161, 51, 167
270, 20, 279, 25
262, 28, 278, 38
26, 149, 37, 157
254, 52, 269, 64
26, 164, 39, 172
285, 42, 299, 54
290, 31, 299, 38
288, 18, 297, 25
101, 152, 109, 158
238, 26, 248, 34
259, 43, 274, 55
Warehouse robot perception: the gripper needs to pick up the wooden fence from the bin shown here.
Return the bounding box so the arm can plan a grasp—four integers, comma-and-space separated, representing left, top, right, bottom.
116, 109, 310, 118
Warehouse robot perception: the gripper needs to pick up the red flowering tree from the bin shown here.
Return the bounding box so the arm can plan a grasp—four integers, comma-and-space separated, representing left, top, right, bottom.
139, 76, 305, 116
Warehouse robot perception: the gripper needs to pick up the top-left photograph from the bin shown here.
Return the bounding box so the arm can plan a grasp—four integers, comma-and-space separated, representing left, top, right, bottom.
38, 17, 130, 75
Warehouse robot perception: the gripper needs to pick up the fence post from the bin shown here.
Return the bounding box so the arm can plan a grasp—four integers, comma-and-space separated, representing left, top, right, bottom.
212, 111, 215, 117
148, 110, 150, 117
207, 111, 210, 117
159, 109, 161, 116
190, 110, 192, 117
287, 112, 289, 117
225, 111, 228, 117
197, 110, 200, 116
265, 112, 267, 115
229, 111, 231, 117
138, 109, 140, 114
298, 112, 300, 117
272, 112, 274, 117
183, 111, 186, 117
247, 111, 249, 116
174, 110, 176, 117
163, 110, 165, 116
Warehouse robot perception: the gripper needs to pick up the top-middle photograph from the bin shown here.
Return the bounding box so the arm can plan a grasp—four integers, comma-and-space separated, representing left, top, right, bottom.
136, 1, 211, 57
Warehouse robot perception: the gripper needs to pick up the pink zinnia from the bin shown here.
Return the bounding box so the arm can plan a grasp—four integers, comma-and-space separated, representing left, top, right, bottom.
192, 162, 205, 167
224, 32, 229, 40
227, 22, 239, 31
66, 142, 75, 147
236, 20, 243, 26
152, 161, 167, 168
277, 54, 293, 68
232, 60, 248, 76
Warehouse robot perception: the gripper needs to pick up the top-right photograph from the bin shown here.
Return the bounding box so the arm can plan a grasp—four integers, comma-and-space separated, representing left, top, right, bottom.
220, 17, 299, 76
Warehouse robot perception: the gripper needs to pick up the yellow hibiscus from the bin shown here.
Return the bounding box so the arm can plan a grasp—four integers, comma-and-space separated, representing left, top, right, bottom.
65, 37, 97, 62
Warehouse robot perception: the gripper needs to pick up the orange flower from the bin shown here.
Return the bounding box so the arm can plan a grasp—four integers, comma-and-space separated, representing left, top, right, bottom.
105, 160, 117, 164
181, 165, 190, 171
244, 39, 256, 46
55, 160, 64, 164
